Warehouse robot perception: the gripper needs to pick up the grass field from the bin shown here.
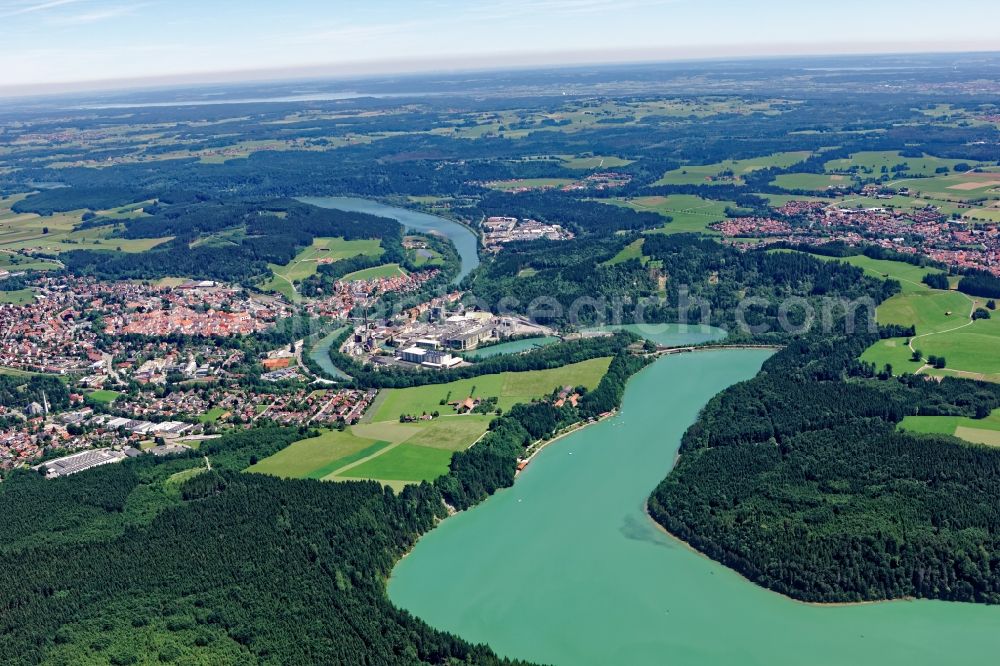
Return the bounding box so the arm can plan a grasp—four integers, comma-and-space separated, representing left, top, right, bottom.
824, 151, 974, 176
886, 171, 1000, 205
0, 197, 170, 254
485, 178, 578, 191
0, 288, 35, 304
899, 408, 1000, 447
198, 407, 228, 423
815, 255, 948, 294
655, 151, 811, 186
338, 444, 453, 483
605, 238, 648, 266
558, 155, 633, 170
250, 357, 613, 488
245, 429, 388, 479
86, 390, 121, 405
371, 357, 611, 421
264, 237, 382, 297
341, 263, 408, 281
772, 173, 853, 191
607, 195, 734, 235
788, 250, 1000, 379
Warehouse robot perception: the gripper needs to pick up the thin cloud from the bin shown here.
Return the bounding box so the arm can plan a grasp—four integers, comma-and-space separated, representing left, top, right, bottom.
0, 0, 88, 18
49, 3, 143, 24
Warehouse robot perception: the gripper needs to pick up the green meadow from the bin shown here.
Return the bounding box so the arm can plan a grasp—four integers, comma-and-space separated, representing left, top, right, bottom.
824, 151, 973, 176
341, 263, 408, 281
249, 358, 612, 488
264, 236, 382, 297
371, 357, 611, 421
0, 288, 35, 305
607, 195, 733, 235
655, 151, 811, 186
485, 178, 577, 191
787, 250, 1000, 380
558, 155, 633, 170
772, 173, 853, 191
899, 408, 1000, 447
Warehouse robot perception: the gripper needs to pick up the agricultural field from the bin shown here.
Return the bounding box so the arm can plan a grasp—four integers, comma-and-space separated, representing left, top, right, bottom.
786, 253, 946, 294
246, 428, 390, 480
607, 195, 733, 234
370, 357, 611, 421
772, 173, 854, 191
824, 151, 974, 176
250, 358, 612, 488
0, 193, 170, 255
655, 151, 811, 186
810, 254, 1000, 380
899, 408, 1000, 447
484, 178, 578, 191
263, 236, 382, 297
557, 155, 633, 170
341, 263, 408, 281
0, 288, 36, 304
886, 170, 1000, 205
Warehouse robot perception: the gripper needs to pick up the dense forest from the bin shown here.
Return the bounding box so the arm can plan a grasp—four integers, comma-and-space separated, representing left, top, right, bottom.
0, 343, 656, 663
61, 199, 404, 285
650, 334, 1000, 604
468, 232, 898, 336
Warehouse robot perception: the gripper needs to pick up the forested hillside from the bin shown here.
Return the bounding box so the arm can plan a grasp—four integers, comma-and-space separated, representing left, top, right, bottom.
650, 334, 1000, 604
0, 346, 652, 664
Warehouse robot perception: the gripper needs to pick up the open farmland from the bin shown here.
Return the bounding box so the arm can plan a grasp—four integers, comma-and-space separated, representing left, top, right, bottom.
249, 358, 612, 489
558, 155, 633, 170
655, 151, 811, 186
772, 172, 853, 191
370, 357, 611, 421
607, 195, 734, 235
263, 236, 382, 297
824, 151, 975, 176
899, 408, 1000, 447
341, 263, 408, 281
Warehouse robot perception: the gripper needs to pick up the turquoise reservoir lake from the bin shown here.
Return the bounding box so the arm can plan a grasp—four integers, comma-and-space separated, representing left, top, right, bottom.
389, 350, 1000, 665
298, 197, 479, 283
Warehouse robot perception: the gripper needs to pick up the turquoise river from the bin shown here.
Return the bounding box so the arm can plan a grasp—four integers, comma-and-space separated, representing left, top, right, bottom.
297, 196, 480, 283
389, 349, 1000, 665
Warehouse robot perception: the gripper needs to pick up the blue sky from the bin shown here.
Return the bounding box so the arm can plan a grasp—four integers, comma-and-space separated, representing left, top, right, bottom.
3, 0, 1000, 92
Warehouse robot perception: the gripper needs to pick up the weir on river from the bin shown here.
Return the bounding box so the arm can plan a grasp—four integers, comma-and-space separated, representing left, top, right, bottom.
389, 344, 1000, 665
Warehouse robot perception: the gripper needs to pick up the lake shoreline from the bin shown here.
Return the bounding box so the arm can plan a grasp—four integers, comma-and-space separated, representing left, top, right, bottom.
642, 494, 916, 609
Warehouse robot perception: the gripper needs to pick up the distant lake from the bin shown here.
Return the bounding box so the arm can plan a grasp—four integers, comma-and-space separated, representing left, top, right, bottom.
298, 197, 479, 284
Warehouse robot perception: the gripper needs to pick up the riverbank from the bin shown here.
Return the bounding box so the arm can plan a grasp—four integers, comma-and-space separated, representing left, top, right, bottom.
515, 409, 618, 473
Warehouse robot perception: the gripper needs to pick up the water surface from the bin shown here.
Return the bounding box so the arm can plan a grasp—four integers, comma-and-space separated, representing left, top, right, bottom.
463, 336, 561, 359
298, 196, 479, 283
390, 349, 1000, 665
307, 327, 351, 380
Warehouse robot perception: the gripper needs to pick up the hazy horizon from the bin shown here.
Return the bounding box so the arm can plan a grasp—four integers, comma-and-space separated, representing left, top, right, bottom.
3, 0, 1000, 98
4, 45, 1000, 100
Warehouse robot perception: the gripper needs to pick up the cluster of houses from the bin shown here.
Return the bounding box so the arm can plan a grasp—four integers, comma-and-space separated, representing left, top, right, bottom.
304, 269, 439, 318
